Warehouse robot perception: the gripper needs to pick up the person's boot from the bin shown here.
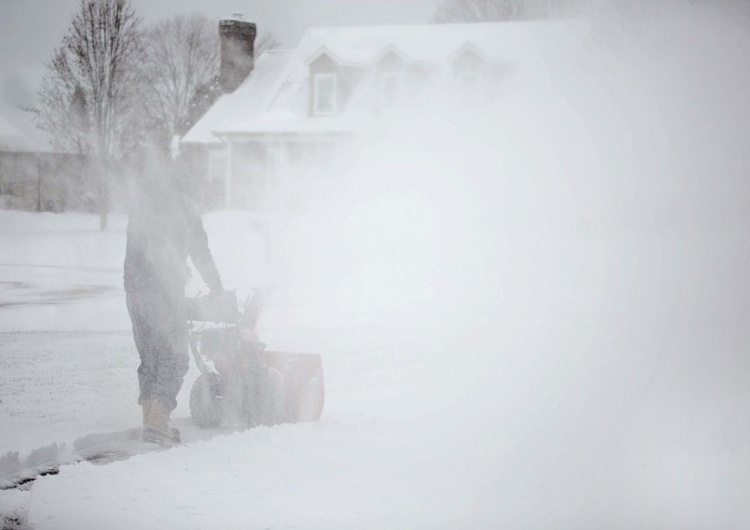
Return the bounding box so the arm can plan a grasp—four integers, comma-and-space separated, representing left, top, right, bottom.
142, 400, 181, 445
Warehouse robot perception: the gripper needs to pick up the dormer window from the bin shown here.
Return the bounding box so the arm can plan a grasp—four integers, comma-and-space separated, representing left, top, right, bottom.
451, 44, 490, 107
313, 73, 338, 116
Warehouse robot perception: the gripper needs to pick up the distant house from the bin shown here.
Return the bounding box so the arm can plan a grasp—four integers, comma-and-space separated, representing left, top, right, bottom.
0, 104, 91, 212
182, 17, 575, 212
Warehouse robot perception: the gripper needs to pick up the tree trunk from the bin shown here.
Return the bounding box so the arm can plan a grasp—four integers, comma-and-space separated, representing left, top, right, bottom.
37, 157, 43, 213
98, 157, 109, 231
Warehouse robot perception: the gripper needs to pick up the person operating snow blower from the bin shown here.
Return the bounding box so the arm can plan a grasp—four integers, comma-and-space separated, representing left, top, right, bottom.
124, 160, 225, 445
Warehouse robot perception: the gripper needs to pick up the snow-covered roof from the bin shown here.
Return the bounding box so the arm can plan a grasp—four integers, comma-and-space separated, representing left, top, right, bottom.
0, 105, 54, 153
298, 21, 578, 66
218, 110, 374, 136
182, 50, 294, 145
184, 20, 585, 143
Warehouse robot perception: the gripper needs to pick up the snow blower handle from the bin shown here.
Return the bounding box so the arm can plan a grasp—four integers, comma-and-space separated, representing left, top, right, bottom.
239, 285, 275, 332
186, 290, 241, 323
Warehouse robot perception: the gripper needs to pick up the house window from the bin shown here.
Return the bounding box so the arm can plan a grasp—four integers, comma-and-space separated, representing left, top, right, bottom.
313, 73, 338, 116
379, 72, 404, 112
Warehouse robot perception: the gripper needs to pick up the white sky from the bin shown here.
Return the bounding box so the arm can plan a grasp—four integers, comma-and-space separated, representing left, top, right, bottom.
0, 0, 438, 107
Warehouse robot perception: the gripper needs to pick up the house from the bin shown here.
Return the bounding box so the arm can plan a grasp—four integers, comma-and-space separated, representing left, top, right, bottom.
0, 104, 91, 212
182, 16, 579, 213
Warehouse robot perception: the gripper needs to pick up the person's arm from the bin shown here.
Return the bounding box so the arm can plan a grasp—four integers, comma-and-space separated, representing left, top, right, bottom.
185, 198, 223, 292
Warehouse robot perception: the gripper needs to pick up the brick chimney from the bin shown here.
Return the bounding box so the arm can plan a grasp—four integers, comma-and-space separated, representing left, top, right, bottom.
219, 14, 257, 93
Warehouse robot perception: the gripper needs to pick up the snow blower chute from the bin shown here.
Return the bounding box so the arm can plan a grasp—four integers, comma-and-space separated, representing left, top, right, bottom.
186, 288, 324, 428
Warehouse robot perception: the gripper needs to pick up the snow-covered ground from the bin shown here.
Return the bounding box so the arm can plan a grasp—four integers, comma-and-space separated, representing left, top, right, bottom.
1, 204, 748, 528
3, 4, 750, 529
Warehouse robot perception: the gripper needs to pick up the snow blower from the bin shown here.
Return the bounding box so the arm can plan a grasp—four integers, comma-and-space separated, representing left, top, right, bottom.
186, 288, 324, 428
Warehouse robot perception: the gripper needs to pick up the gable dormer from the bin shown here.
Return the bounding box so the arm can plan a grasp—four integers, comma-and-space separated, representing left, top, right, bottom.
451, 43, 487, 87
374, 48, 408, 112
308, 51, 339, 116
372, 45, 433, 113
306, 47, 367, 117
449, 43, 498, 105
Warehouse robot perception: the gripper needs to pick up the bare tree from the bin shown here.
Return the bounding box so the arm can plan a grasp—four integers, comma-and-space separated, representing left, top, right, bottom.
255, 31, 281, 58
434, 0, 524, 21
140, 14, 219, 150
432, 0, 574, 22
181, 29, 280, 137
140, 16, 281, 149
36, 0, 144, 230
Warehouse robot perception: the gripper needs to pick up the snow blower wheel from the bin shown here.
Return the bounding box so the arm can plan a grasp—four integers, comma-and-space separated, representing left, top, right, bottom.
189, 373, 223, 428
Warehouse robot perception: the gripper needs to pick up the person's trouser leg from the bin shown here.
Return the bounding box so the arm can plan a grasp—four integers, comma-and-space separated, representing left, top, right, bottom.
127, 290, 188, 414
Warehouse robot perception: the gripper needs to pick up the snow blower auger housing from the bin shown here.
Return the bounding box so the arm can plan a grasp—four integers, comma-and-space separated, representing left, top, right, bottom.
186, 288, 324, 429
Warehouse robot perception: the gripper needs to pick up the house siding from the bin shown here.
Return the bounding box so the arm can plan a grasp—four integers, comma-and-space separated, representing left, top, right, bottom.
0, 151, 95, 212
